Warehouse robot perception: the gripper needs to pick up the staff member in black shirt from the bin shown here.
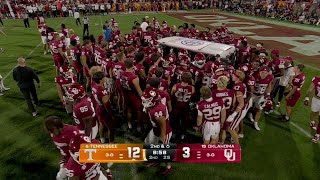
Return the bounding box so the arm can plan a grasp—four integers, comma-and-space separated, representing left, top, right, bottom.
13, 57, 40, 116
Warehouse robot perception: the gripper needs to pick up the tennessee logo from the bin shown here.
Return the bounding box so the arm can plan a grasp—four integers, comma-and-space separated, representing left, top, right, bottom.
181, 39, 205, 46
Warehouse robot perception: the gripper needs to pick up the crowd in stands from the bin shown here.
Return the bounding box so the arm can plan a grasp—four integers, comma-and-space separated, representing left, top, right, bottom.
219, 0, 320, 26
0, 0, 212, 19
0, 0, 319, 26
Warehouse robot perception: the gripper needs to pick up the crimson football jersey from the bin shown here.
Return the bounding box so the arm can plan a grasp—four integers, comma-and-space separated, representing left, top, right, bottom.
158, 89, 171, 106
91, 82, 109, 109
112, 62, 126, 80
94, 45, 107, 66
70, 46, 82, 73
212, 89, 235, 114
38, 24, 47, 36
51, 40, 64, 57
271, 58, 285, 77
55, 75, 77, 94
163, 66, 176, 79
73, 96, 98, 132
65, 140, 101, 180
143, 31, 156, 43
175, 68, 190, 82
190, 64, 204, 83
202, 62, 214, 87
253, 74, 274, 96
291, 73, 305, 92
51, 125, 79, 164
134, 63, 145, 76
312, 76, 320, 98
119, 71, 139, 93
146, 77, 169, 92
36, 16, 45, 27
61, 28, 69, 38
197, 97, 225, 122
174, 83, 193, 103
70, 34, 80, 45
147, 102, 172, 137
238, 47, 250, 64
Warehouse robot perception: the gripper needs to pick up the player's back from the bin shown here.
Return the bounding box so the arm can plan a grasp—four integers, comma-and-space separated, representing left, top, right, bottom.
197, 97, 224, 122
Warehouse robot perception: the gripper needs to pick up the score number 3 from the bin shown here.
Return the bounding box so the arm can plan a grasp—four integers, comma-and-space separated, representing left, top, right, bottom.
128, 147, 140, 159
182, 147, 190, 158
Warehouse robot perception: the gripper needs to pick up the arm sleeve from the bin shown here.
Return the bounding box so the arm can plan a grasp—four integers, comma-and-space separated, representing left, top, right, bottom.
13, 68, 17, 82
32, 68, 40, 83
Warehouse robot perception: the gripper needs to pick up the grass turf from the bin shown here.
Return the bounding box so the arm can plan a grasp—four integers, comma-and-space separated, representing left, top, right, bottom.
0, 13, 319, 180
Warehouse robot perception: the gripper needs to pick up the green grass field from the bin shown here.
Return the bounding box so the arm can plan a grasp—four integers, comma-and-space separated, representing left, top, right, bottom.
0, 12, 320, 180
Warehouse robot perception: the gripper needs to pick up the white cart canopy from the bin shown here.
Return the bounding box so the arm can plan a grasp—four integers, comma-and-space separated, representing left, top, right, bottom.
157, 36, 236, 59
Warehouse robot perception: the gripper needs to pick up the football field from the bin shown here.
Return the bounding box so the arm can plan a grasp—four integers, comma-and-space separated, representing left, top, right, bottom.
0, 11, 320, 180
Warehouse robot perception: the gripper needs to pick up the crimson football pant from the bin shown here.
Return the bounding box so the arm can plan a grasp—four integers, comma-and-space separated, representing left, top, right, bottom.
172, 108, 190, 136
19, 85, 38, 113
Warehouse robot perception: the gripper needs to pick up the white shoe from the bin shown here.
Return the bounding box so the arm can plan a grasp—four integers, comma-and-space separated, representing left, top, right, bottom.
312, 134, 319, 143
238, 134, 244, 138
0, 93, 3, 96
248, 113, 254, 122
310, 121, 316, 130
254, 122, 260, 131
3, 87, 10, 91
43, 51, 47, 55
32, 112, 38, 117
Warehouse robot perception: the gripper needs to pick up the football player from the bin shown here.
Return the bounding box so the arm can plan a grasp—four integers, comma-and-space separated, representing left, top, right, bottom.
305, 76, 320, 131
197, 85, 226, 144
61, 24, 70, 49
227, 71, 247, 143
149, 77, 172, 113
55, 65, 76, 113
45, 116, 79, 180
70, 39, 84, 84
282, 64, 305, 122
65, 134, 112, 179
81, 39, 94, 90
38, 22, 48, 55
251, 66, 274, 131
67, 83, 98, 140
142, 86, 173, 175
134, 51, 147, 82
92, 71, 115, 143
171, 72, 195, 141
120, 58, 144, 132
50, 33, 68, 75
211, 76, 235, 143
111, 52, 126, 114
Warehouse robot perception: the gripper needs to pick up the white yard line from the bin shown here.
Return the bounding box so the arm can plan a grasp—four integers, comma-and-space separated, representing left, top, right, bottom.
3, 18, 68, 81
290, 122, 313, 138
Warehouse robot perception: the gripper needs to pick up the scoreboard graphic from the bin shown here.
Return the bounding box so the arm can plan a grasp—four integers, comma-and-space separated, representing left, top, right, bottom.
79, 144, 241, 163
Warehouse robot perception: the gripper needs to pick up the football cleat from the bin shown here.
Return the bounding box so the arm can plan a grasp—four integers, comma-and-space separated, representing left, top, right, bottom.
238, 134, 244, 138
254, 122, 260, 131
310, 121, 316, 130
248, 113, 254, 122
312, 134, 319, 143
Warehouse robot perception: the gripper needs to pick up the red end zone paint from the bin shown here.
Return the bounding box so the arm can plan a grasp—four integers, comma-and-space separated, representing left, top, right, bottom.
169, 13, 320, 67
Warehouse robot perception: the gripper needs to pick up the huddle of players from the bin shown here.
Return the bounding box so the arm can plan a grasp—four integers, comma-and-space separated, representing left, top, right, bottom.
38, 16, 320, 179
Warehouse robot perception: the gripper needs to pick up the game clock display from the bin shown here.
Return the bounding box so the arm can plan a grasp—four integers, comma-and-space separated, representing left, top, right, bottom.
79, 144, 241, 163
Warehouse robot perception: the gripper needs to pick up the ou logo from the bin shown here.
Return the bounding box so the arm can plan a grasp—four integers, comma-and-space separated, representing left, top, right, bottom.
181, 40, 205, 46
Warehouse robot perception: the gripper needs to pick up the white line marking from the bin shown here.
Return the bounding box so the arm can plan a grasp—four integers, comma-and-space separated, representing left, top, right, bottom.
3, 17, 68, 81
290, 122, 312, 138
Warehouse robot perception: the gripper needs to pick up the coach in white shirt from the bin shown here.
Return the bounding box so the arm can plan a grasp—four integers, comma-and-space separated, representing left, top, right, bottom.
275, 57, 295, 108
140, 18, 148, 32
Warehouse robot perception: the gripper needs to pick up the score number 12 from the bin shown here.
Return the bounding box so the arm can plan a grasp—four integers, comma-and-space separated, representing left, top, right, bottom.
128, 147, 140, 159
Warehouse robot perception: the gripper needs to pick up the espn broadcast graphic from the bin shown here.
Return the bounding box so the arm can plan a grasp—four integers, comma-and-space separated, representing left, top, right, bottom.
1, 1, 320, 179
